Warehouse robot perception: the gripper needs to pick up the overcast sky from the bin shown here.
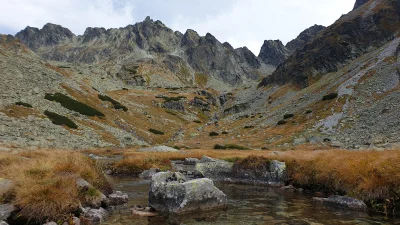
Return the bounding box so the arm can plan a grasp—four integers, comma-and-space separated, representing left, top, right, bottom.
0, 0, 354, 55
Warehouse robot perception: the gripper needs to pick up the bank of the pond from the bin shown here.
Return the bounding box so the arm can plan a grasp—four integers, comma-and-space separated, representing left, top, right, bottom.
103, 176, 398, 225
109, 149, 400, 215
2, 148, 400, 224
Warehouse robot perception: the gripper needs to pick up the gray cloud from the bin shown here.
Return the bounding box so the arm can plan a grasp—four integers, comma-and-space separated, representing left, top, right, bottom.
0, 0, 354, 54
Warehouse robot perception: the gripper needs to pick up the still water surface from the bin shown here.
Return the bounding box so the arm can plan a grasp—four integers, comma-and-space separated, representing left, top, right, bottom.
102, 177, 399, 225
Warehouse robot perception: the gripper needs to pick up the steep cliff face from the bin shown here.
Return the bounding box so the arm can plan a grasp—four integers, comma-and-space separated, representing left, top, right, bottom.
259, 0, 400, 88
15, 17, 271, 88
285, 25, 326, 54
258, 40, 290, 67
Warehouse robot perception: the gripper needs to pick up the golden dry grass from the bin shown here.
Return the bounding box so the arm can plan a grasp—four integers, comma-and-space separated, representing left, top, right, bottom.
111, 147, 400, 212
0, 150, 111, 223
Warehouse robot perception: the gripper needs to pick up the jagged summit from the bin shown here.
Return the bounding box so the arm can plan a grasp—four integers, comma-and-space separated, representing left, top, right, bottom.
353, 0, 370, 10
285, 24, 325, 54
258, 40, 290, 67
15, 23, 75, 50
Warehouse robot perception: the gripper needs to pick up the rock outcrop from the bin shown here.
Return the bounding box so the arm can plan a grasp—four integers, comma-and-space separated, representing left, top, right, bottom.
258, 40, 290, 67
232, 159, 287, 185
149, 172, 227, 214
15, 23, 74, 51
259, 0, 400, 88
286, 25, 326, 54
14, 17, 272, 89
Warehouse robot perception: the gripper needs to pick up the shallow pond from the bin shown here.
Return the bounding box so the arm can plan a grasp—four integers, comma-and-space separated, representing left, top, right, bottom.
102, 177, 399, 225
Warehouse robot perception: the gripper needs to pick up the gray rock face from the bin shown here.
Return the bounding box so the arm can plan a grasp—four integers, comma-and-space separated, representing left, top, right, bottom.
260, 0, 400, 88
0, 220, 8, 225
139, 168, 161, 179
83, 207, 108, 224
184, 158, 200, 165
313, 196, 367, 210
0, 204, 14, 221
258, 40, 290, 67
286, 25, 326, 54
232, 160, 287, 185
149, 172, 227, 214
195, 158, 234, 180
353, 0, 370, 10
15, 23, 75, 50
108, 191, 129, 206
15, 17, 270, 88
162, 100, 185, 112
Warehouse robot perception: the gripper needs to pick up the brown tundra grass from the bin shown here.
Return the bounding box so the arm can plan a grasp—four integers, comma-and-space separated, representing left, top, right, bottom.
0, 150, 111, 223
113, 148, 400, 213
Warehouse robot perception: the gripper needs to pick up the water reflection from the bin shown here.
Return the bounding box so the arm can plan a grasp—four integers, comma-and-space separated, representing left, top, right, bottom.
103, 177, 399, 225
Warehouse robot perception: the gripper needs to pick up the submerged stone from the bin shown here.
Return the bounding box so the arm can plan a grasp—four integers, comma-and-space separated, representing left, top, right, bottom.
313, 196, 367, 210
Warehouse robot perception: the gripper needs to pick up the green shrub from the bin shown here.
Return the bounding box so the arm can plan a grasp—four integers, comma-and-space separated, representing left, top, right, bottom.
306, 110, 313, 114
15, 102, 32, 108
322, 93, 338, 101
98, 94, 128, 111
209, 132, 219, 137
44, 110, 78, 129
277, 120, 287, 125
222, 131, 229, 135
213, 144, 250, 150
45, 93, 104, 117
193, 120, 202, 124
244, 125, 254, 129
284, 114, 294, 119
149, 128, 165, 135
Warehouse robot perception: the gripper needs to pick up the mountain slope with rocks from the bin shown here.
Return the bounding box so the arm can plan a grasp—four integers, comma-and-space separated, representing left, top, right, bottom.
1, 0, 399, 151
260, 0, 400, 88
15, 17, 274, 90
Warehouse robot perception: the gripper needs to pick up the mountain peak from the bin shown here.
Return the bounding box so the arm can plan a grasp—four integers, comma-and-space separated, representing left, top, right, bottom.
258, 40, 290, 67
353, 0, 370, 10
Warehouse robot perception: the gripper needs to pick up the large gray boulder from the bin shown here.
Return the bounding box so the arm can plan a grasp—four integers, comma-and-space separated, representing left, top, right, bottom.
0, 220, 8, 225
232, 159, 287, 185
149, 172, 227, 214
195, 157, 233, 180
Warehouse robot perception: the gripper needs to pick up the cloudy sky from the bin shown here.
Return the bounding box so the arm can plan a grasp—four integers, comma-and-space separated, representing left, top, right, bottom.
0, 0, 354, 54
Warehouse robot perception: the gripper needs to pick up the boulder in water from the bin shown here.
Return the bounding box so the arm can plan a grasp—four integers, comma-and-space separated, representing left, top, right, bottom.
149, 172, 227, 214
